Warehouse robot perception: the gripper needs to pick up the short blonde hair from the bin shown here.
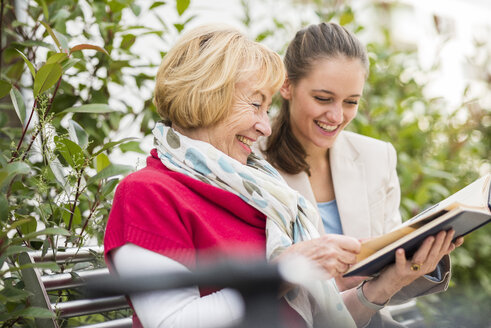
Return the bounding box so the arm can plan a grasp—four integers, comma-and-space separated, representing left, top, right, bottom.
153, 24, 285, 128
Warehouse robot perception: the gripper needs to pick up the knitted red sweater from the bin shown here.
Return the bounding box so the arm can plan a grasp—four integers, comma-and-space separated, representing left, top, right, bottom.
104, 149, 304, 327
104, 149, 268, 266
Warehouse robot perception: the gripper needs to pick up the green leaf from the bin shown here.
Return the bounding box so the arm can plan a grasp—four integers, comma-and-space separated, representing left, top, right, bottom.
54, 136, 86, 169
0, 171, 7, 186
87, 164, 133, 185
131, 3, 142, 16
12, 261, 59, 272
119, 141, 145, 154
101, 178, 119, 196
10, 87, 26, 125
33, 63, 62, 98
52, 8, 70, 27
0, 162, 31, 189
176, 0, 190, 15
15, 40, 57, 52
62, 204, 82, 227
0, 80, 11, 99
35, 0, 49, 20
62, 58, 81, 71
0, 285, 31, 302
60, 103, 115, 114
46, 52, 68, 64
92, 137, 136, 156
40, 21, 62, 51
48, 158, 67, 187
120, 34, 136, 50
22, 227, 71, 239
339, 10, 354, 26
14, 306, 55, 319
95, 153, 110, 172
174, 23, 185, 33
6, 60, 24, 80
69, 44, 109, 56
0, 219, 32, 239
421, 166, 454, 180
68, 119, 89, 148
150, 1, 166, 9
53, 30, 70, 51
20, 218, 37, 235
0, 245, 32, 257
15, 49, 36, 77
0, 193, 8, 222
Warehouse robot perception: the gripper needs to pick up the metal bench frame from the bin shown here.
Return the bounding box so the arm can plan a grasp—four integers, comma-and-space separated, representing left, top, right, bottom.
19, 247, 131, 328
20, 246, 424, 328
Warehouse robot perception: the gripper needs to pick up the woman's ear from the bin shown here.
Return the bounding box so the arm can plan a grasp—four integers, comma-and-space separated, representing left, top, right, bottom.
279, 77, 292, 100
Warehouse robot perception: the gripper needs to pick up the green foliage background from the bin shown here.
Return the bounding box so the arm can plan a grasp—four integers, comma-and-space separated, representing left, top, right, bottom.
0, 0, 489, 327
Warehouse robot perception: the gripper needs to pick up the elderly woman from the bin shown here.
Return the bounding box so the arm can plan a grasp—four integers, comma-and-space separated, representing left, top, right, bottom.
104, 24, 457, 328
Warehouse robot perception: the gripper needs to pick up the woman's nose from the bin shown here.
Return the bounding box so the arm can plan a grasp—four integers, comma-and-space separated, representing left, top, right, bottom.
326, 102, 343, 124
255, 112, 272, 137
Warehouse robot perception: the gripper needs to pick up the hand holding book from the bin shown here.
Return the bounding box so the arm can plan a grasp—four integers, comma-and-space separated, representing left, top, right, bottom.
344, 174, 490, 277
349, 228, 463, 313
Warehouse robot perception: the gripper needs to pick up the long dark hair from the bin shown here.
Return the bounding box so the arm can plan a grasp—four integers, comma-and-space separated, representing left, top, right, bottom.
264, 22, 368, 175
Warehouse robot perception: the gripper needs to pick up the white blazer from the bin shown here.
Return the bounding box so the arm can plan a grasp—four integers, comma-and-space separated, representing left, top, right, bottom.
257, 130, 450, 303
277, 130, 401, 238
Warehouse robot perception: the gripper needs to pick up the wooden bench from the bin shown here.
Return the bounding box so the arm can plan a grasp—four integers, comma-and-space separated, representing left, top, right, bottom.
20, 247, 424, 328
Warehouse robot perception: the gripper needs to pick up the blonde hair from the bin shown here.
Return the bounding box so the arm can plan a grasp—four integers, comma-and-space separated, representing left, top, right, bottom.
153, 24, 285, 128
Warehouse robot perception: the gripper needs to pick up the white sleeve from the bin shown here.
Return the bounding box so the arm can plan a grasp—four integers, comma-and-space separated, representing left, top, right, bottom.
110, 243, 245, 328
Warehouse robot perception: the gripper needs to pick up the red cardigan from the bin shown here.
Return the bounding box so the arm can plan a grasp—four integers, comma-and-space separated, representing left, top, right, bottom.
104, 149, 304, 327
104, 149, 268, 268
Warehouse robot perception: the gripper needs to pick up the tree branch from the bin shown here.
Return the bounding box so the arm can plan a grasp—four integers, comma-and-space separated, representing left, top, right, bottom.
77, 182, 102, 248
65, 167, 85, 248
9, 98, 37, 163
19, 75, 63, 162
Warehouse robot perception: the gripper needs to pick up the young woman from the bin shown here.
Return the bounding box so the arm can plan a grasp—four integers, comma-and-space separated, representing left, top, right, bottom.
261, 22, 463, 327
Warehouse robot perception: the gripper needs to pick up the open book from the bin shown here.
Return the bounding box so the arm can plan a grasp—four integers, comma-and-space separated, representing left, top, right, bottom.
344, 173, 491, 277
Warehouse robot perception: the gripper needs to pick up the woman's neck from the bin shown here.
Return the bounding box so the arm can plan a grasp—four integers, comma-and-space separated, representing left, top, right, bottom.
306, 148, 335, 203
306, 147, 329, 170
301, 139, 329, 170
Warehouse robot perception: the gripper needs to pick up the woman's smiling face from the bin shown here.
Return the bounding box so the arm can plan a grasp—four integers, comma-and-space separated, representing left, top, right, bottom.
282, 56, 366, 152
186, 76, 274, 164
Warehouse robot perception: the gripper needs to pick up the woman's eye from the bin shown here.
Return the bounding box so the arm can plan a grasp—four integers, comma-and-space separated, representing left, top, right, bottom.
345, 100, 358, 105
314, 96, 332, 103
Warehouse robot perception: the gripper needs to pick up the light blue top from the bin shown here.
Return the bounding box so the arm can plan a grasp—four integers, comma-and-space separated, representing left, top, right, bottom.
317, 199, 343, 235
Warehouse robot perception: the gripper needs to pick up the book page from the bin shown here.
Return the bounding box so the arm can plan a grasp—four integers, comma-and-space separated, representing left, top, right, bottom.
392, 174, 490, 229
430, 174, 490, 212
357, 209, 448, 262
357, 226, 416, 261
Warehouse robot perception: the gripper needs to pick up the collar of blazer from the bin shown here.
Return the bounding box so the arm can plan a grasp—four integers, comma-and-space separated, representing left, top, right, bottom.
255, 131, 372, 238
330, 131, 371, 239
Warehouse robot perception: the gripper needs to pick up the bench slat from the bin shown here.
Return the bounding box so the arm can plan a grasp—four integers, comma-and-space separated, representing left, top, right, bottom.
78, 317, 132, 328
31, 247, 104, 264
43, 268, 110, 291
54, 295, 130, 318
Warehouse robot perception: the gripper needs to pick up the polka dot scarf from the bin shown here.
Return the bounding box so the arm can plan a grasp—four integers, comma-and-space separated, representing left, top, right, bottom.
153, 122, 356, 328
